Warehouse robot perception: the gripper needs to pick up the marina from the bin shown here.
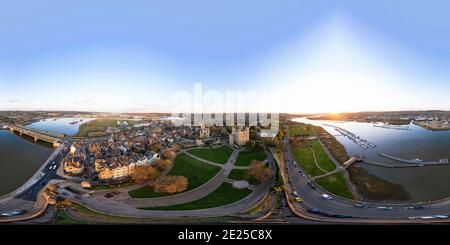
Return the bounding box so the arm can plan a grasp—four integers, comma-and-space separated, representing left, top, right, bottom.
373, 124, 410, 131
294, 117, 450, 202
323, 124, 376, 149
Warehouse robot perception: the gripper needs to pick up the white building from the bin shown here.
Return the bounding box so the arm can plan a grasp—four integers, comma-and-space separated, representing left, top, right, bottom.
70, 144, 77, 155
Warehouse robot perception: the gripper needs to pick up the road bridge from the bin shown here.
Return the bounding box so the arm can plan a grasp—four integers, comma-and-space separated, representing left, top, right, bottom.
8, 125, 64, 147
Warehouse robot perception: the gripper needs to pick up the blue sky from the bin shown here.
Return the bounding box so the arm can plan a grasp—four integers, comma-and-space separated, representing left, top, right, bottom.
0, 0, 449, 112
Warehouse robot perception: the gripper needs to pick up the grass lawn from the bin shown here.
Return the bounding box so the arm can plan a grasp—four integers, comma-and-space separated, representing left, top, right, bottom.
88, 182, 136, 190
290, 140, 336, 177
128, 185, 173, 198
187, 145, 233, 164
56, 208, 96, 225
289, 124, 315, 137
228, 169, 247, 180
235, 149, 267, 166
68, 203, 232, 223
69, 203, 151, 222
75, 119, 137, 137
139, 183, 252, 211
311, 140, 336, 172
128, 153, 220, 198
315, 172, 353, 199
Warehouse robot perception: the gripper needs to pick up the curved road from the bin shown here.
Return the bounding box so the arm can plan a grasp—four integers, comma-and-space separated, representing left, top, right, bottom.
56, 146, 274, 218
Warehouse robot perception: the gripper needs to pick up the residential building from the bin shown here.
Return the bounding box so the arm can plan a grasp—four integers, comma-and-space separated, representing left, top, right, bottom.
64, 156, 84, 175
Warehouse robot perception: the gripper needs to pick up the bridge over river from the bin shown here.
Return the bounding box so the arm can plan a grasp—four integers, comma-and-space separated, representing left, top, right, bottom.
8, 125, 64, 147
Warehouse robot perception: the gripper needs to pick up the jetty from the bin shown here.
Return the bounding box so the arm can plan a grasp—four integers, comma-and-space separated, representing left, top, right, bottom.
373, 124, 410, 130
379, 153, 449, 165
322, 124, 376, 149
361, 153, 449, 168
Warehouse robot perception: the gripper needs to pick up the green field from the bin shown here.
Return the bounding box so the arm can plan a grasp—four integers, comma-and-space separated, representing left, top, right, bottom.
228, 169, 247, 180
139, 183, 252, 211
235, 149, 267, 166
67, 203, 152, 223
128, 185, 172, 198
289, 124, 315, 137
75, 119, 137, 137
129, 153, 221, 198
311, 140, 336, 172
315, 172, 353, 199
88, 182, 136, 190
290, 140, 336, 177
55, 208, 96, 225
187, 145, 233, 164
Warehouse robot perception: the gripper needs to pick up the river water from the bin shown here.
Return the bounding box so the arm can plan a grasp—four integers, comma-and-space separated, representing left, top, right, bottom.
293, 118, 450, 202
0, 118, 95, 197
26, 117, 95, 135
0, 130, 53, 197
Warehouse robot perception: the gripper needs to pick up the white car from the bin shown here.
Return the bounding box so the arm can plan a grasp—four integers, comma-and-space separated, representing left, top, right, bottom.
432, 215, 449, 219
321, 194, 332, 200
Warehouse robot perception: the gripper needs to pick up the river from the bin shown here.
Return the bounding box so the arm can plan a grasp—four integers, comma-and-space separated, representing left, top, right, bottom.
25, 117, 95, 135
0, 117, 95, 197
0, 130, 53, 197
293, 117, 450, 202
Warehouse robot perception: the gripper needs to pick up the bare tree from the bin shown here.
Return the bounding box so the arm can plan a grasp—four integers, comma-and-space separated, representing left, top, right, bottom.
162, 149, 176, 160
129, 165, 159, 183
152, 176, 188, 193
245, 160, 274, 184
153, 158, 172, 171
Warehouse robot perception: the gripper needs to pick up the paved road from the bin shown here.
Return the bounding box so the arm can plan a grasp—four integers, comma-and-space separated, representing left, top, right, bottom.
0, 142, 273, 222
76, 149, 243, 208
58, 147, 275, 219
282, 126, 450, 222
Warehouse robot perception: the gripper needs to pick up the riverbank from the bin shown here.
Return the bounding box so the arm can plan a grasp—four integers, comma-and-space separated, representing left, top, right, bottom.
313, 124, 412, 202
348, 165, 411, 202
413, 121, 450, 131
0, 131, 54, 197
289, 121, 413, 202
75, 119, 137, 137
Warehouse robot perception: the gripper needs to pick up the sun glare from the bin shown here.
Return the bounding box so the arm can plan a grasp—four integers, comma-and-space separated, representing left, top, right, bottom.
256, 14, 415, 113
